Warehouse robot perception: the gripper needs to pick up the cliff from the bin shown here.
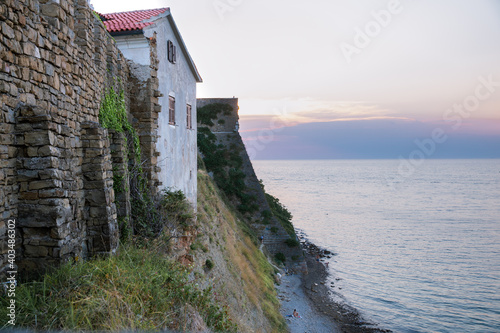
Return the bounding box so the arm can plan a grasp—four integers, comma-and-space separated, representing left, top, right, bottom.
197, 98, 306, 272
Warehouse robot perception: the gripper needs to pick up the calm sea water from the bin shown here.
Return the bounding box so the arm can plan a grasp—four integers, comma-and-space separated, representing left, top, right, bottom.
253, 159, 500, 333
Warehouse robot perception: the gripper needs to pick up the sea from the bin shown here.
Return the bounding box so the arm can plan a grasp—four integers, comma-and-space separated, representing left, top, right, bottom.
252, 159, 500, 333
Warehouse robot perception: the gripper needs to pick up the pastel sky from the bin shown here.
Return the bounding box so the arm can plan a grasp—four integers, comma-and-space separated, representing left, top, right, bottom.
92, 0, 500, 159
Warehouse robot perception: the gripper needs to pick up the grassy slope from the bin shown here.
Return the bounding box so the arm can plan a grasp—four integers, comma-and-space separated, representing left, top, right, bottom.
0, 243, 236, 331
191, 170, 287, 332
0, 171, 287, 332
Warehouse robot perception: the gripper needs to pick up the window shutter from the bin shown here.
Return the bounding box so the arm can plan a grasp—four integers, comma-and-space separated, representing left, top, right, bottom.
167, 40, 176, 64
186, 104, 192, 129
169, 96, 175, 125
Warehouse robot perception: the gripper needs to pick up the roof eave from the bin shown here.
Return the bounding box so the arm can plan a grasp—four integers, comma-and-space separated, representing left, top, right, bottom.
166, 14, 203, 83
108, 29, 144, 37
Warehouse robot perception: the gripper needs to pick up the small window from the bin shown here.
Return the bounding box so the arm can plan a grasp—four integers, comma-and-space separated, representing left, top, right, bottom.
167, 40, 176, 64
186, 104, 192, 129
169, 96, 175, 125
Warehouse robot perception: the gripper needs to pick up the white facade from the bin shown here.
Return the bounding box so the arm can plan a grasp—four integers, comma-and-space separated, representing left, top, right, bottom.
114, 35, 150, 66
113, 10, 201, 208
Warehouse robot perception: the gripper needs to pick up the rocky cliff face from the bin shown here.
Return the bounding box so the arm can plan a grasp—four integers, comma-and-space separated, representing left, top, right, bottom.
197, 98, 307, 273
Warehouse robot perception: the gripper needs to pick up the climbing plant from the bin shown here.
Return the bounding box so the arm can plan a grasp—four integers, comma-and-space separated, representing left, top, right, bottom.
99, 86, 141, 164
197, 122, 258, 215
197, 103, 233, 126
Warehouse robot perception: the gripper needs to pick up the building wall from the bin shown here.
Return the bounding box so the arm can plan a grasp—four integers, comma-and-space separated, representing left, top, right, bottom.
113, 14, 198, 208
143, 18, 198, 208
115, 35, 150, 67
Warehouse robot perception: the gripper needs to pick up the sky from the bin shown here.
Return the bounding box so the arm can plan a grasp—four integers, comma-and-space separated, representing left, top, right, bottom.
92, 0, 500, 159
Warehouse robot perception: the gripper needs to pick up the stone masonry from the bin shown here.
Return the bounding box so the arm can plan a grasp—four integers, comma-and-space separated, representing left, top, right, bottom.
0, 0, 161, 278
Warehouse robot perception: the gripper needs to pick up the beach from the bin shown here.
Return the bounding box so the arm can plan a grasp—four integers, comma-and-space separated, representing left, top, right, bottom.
277, 239, 391, 333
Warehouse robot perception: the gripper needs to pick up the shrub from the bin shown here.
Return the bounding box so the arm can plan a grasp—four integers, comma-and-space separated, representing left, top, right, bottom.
197, 116, 258, 216
132, 189, 194, 240
274, 253, 286, 264
265, 193, 295, 238
284, 238, 300, 248
205, 259, 214, 270
197, 103, 233, 126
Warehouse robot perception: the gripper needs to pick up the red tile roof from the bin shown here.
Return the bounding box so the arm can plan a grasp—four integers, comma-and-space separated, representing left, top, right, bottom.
102, 8, 169, 33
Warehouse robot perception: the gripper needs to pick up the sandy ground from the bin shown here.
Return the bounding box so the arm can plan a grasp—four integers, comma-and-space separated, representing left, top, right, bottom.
276, 272, 342, 333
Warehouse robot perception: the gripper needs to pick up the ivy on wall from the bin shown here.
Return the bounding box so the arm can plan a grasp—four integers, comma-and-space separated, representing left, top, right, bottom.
197, 117, 259, 215
99, 86, 141, 163
197, 103, 233, 127
99, 86, 196, 242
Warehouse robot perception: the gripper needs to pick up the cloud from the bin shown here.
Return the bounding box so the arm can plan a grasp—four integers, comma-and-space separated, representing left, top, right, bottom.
241, 118, 500, 160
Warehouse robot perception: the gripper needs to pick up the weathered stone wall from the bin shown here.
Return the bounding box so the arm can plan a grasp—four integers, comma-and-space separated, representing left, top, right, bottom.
197, 98, 239, 133
127, 33, 162, 196
0, 0, 132, 277
197, 98, 306, 272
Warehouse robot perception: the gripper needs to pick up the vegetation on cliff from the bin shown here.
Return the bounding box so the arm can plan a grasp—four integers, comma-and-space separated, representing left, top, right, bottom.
0, 244, 235, 331
197, 126, 259, 214
0, 169, 287, 332
193, 170, 287, 332
0, 185, 237, 331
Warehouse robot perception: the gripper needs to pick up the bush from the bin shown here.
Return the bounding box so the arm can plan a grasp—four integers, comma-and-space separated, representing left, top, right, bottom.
270, 227, 278, 234
198, 118, 258, 216
265, 193, 295, 237
284, 238, 300, 248
197, 103, 233, 126
132, 189, 194, 240
205, 259, 214, 270
274, 253, 286, 264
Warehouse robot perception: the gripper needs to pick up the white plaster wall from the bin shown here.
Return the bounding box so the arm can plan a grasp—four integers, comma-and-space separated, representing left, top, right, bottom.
143, 19, 198, 209
114, 35, 150, 66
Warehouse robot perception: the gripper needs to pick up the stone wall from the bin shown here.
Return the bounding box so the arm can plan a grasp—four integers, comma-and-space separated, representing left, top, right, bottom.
0, 0, 134, 277
197, 98, 239, 133
127, 33, 162, 196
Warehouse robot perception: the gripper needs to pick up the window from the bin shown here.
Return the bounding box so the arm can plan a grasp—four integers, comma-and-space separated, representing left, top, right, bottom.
169, 96, 175, 125
186, 104, 192, 129
167, 40, 176, 64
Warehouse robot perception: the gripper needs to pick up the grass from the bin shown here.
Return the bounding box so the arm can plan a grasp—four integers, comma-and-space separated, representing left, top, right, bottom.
197, 170, 287, 332
0, 244, 236, 332
0, 159, 287, 332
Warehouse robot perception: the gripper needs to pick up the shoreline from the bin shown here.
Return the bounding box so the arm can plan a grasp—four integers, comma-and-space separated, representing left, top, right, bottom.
298, 238, 391, 333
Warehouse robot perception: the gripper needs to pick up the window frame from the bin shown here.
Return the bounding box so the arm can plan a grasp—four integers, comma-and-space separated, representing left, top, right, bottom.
168, 96, 175, 125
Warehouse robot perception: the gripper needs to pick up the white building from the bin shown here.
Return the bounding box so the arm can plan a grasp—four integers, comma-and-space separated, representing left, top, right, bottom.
102, 8, 202, 207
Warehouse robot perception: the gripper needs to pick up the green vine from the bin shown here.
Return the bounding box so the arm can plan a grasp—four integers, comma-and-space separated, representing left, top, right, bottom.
197, 103, 233, 127
99, 86, 142, 164
197, 123, 258, 215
